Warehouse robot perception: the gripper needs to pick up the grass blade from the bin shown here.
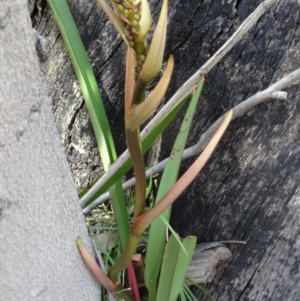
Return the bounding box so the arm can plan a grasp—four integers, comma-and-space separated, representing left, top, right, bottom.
185, 278, 217, 301
159, 214, 187, 254
182, 283, 198, 301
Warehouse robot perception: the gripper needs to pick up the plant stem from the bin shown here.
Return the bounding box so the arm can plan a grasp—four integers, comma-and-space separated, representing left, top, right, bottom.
108, 233, 140, 282
108, 111, 231, 281
126, 128, 146, 219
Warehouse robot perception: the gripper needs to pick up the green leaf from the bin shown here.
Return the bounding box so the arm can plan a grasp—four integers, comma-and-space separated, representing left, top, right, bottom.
145, 81, 204, 301
47, 0, 129, 250
156, 234, 196, 301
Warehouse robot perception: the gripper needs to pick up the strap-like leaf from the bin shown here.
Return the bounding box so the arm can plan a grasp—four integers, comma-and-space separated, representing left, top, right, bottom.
156, 235, 196, 301
145, 82, 204, 300
125, 48, 136, 116
76, 238, 135, 301
132, 110, 233, 234
127, 56, 174, 131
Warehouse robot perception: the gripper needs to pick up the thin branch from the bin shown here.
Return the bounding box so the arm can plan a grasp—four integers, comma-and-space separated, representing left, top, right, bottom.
83, 67, 300, 212
139, 0, 279, 141
80, 0, 278, 211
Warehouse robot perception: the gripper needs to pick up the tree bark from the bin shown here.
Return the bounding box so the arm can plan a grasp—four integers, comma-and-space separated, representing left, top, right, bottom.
0, 1, 101, 300
33, 0, 300, 300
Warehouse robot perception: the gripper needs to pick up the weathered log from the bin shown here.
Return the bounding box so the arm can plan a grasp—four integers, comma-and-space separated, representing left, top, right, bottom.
34, 0, 300, 300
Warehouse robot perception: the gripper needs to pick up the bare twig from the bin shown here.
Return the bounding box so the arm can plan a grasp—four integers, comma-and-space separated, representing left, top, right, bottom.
85, 63, 299, 213
80, 0, 279, 211
83, 67, 300, 212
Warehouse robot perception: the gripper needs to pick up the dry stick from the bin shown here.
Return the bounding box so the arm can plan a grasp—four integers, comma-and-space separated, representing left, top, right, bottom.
83, 68, 300, 211
80, 0, 278, 212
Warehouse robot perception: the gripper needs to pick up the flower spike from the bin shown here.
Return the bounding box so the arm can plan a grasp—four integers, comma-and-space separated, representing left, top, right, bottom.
95, 0, 131, 46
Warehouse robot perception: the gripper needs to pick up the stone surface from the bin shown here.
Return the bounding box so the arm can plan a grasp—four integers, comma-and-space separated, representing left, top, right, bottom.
0, 1, 100, 300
